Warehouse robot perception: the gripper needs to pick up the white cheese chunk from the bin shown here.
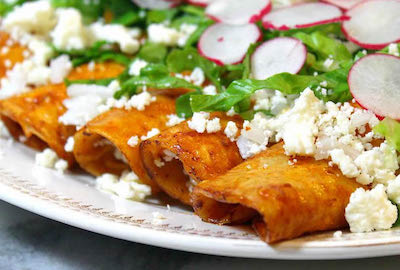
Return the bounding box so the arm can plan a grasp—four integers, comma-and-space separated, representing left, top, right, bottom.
166, 114, 185, 127
64, 137, 75, 153
50, 55, 72, 84
35, 148, 68, 173
127, 136, 139, 147
224, 121, 238, 142
345, 185, 397, 233
387, 175, 400, 205
129, 59, 148, 76
96, 171, 151, 201
3, 0, 56, 36
51, 8, 90, 50
89, 22, 140, 54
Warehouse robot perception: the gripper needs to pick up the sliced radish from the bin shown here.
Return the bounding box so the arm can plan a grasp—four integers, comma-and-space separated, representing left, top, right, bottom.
206, 0, 271, 25
342, 0, 400, 50
320, 0, 364, 10
251, 37, 306, 80
262, 2, 345, 30
186, 0, 214, 6
132, 0, 180, 9
349, 54, 400, 120
198, 23, 261, 65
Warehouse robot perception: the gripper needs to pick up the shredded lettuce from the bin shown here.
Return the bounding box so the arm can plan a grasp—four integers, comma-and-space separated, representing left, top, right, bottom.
374, 118, 400, 152
294, 31, 352, 72
166, 47, 222, 90
64, 78, 115, 87
52, 41, 131, 67
138, 42, 168, 63
114, 63, 200, 98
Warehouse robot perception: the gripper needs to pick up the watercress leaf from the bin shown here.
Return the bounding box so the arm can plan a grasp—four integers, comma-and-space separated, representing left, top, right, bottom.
167, 47, 222, 90
294, 31, 352, 71
138, 42, 168, 63
175, 91, 201, 118
146, 8, 179, 25
64, 78, 115, 87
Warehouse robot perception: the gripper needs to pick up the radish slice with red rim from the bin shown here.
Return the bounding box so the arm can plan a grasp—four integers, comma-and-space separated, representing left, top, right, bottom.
251, 37, 306, 79
320, 0, 364, 10
348, 53, 400, 120
186, 0, 214, 6
198, 23, 261, 65
206, 0, 271, 25
342, 0, 400, 50
262, 2, 345, 30
132, 0, 180, 9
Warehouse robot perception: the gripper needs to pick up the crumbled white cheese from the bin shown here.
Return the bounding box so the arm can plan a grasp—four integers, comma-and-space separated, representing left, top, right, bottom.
206, 118, 221, 133
107, 91, 156, 111
237, 113, 272, 159
329, 149, 360, 178
387, 175, 400, 205
54, 159, 68, 173
224, 121, 238, 142
188, 112, 209, 133
166, 114, 185, 127
147, 23, 197, 47
59, 83, 115, 128
270, 88, 324, 156
64, 136, 75, 152
323, 58, 334, 69
252, 89, 294, 115
35, 148, 68, 173
50, 54, 72, 84
345, 185, 397, 233
188, 112, 221, 134
3, 0, 56, 36
226, 107, 237, 117
354, 143, 398, 185
189, 67, 205, 86
129, 58, 148, 76
148, 23, 182, 46
202, 85, 217, 95
51, 8, 91, 50
96, 171, 152, 201
89, 22, 140, 54
140, 128, 160, 140
127, 136, 139, 147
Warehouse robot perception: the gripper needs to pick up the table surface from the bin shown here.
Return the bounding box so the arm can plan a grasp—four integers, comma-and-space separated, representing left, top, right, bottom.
1, 201, 400, 270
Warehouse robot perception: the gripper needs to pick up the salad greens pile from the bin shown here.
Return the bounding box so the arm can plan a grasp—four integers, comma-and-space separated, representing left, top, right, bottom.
2, 0, 399, 142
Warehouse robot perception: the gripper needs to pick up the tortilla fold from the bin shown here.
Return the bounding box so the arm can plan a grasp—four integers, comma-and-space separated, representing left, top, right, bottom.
192, 143, 363, 243
139, 114, 244, 205
73, 96, 176, 191
0, 62, 125, 165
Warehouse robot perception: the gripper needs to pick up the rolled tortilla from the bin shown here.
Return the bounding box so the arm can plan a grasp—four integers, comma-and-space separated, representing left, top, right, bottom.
192, 143, 364, 243
73, 96, 176, 192
0, 62, 125, 165
139, 113, 244, 204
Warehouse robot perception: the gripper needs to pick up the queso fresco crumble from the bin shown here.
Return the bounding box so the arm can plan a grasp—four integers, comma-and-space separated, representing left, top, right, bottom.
0, 0, 399, 239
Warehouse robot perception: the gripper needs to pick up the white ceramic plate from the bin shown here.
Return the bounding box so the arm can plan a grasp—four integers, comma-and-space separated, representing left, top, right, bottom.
1, 138, 400, 260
